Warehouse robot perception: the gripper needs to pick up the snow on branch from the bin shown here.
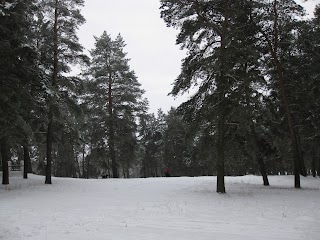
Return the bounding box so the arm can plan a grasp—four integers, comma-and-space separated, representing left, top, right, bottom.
0, 0, 20, 16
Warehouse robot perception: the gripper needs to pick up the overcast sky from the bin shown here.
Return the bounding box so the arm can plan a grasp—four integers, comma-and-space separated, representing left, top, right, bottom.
77, 0, 318, 114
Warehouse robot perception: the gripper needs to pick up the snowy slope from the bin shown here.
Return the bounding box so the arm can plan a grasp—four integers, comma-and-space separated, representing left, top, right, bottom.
1, 174, 319, 240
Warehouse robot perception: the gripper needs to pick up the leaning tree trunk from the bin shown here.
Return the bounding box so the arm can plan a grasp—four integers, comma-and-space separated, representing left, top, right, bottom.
259, 0, 301, 188
274, 56, 300, 188
108, 74, 118, 178
277, 67, 300, 188
1, 137, 9, 185
243, 59, 269, 186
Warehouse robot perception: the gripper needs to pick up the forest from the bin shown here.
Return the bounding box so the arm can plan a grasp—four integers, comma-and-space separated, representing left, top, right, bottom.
0, 0, 320, 193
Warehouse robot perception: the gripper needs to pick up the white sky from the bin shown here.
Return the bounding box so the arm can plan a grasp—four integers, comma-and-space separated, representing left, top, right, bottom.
77, 0, 318, 114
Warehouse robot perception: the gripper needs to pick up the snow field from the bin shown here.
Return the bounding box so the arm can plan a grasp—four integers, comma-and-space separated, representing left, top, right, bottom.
1, 174, 320, 240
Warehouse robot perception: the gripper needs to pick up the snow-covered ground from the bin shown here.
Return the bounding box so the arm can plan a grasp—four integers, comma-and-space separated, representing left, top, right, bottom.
1, 173, 319, 240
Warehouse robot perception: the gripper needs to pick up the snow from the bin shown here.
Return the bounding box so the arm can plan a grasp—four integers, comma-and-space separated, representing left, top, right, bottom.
1, 173, 320, 240
4, 2, 14, 10
0, 2, 16, 16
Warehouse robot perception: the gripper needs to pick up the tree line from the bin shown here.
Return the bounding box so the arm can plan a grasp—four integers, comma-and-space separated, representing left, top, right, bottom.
160, 0, 320, 192
1, 0, 319, 193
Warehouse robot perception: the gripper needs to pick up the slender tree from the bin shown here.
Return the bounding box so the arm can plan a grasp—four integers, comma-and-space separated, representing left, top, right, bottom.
254, 0, 306, 188
23, 144, 32, 178
86, 31, 145, 178
1, 138, 9, 184
35, 0, 86, 184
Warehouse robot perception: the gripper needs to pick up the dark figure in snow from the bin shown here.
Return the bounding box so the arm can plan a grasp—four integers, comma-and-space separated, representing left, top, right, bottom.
165, 167, 170, 177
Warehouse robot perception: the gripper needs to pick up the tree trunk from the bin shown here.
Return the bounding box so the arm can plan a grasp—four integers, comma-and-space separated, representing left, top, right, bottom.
142, 158, 146, 178
260, 0, 301, 188
243, 57, 269, 186
45, 118, 53, 184
126, 160, 130, 178
87, 144, 92, 179
250, 123, 269, 186
216, 111, 226, 193
107, 157, 111, 178
216, 0, 230, 193
23, 144, 32, 179
86, 155, 90, 179
46, 0, 59, 184
297, 134, 307, 177
108, 75, 118, 178
1, 138, 9, 185
73, 148, 78, 178
311, 147, 316, 178
275, 56, 300, 188
316, 146, 320, 177
82, 144, 85, 178
122, 167, 126, 178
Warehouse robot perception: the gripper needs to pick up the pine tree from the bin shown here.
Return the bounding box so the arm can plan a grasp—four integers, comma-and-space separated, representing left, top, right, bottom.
138, 110, 166, 177
163, 108, 193, 177
35, 0, 87, 184
285, 9, 320, 178
0, 0, 39, 184
86, 31, 145, 178
253, 0, 306, 188
161, 0, 259, 193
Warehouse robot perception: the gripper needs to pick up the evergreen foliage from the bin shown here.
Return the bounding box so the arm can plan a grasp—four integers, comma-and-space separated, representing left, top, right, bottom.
1, 0, 319, 189
83, 31, 146, 178
33, 0, 87, 183
160, 0, 320, 191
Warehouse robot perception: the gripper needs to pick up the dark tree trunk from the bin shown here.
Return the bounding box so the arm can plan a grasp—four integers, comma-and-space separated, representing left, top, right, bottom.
142, 158, 146, 178
243, 56, 269, 186
259, 0, 301, 188
86, 155, 90, 179
318, 151, 320, 177
108, 75, 118, 178
46, 0, 58, 184
126, 160, 130, 178
23, 144, 32, 179
297, 134, 307, 177
122, 167, 126, 178
250, 123, 269, 186
311, 147, 316, 178
82, 144, 85, 178
216, 0, 230, 194
45, 119, 53, 184
274, 50, 300, 188
87, 144, 92, 179
1, 138, 9, 185
72, 150, 76, 178
107, 157, 111, 178
216, 112, 226, 193
317, 146, 320, 177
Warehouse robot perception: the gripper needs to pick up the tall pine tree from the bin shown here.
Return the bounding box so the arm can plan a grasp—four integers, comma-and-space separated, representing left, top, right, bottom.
35, 0, 87, 184
85, 31, 145, 178
0, 0, 39, 184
